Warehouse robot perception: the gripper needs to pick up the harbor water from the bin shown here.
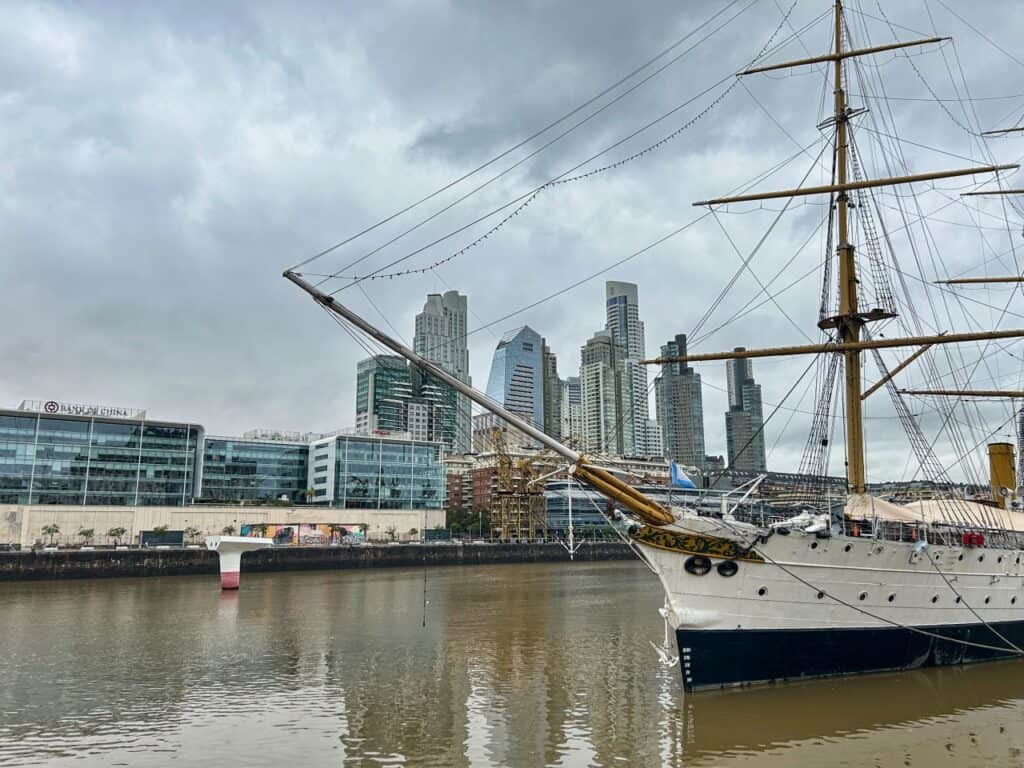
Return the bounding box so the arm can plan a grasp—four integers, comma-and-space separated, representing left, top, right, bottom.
1, 561, 1022, 767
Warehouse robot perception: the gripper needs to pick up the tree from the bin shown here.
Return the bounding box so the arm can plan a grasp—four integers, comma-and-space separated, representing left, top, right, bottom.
408, 528, 419, 541
385, 526, 397, 541
41, 524, 60, 546
252, 523, 269, 538
184, 526, 201, 544
358, 523, 369, 537
221, 524, 236, 536
153, 524, 169, 535
77, 528, 95, 546
303, 488, 317, 503
107, 526, 128, 546
328, 524, 347, 543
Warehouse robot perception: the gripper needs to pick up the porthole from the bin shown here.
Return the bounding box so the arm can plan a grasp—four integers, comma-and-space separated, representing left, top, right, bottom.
859, 591, 868, 601
979, 555, 985, 563
887, 594, 895, 603
997, 556, 1003, 564
816, 591, 825, 600
684, 556, 712, 576
1016, 556, 1021, 565
984, 596, 991, 605
716, 560, 739, 578
958, 554, 964, 561
844, 544, 852, 553
931, 595, 939, 604
1012, 596, 1017, 605
757, 586, 767, 597
811, 541, 819, 550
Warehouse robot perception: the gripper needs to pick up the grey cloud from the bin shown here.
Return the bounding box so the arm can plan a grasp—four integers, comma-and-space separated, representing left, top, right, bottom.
2, 0, 1023, 484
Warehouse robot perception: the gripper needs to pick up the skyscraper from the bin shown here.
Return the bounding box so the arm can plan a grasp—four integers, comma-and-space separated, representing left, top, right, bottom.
414, 290, 471, 453
485, 326, 545, 428
541, 341, 563, 440
355, 355, 413, 434
725, 349, 767, 472
655, 334, 706, 469
562, 376, 582, 447
605, 281, 657, 455
580, 329, 629, 455
355, 355, 446, 444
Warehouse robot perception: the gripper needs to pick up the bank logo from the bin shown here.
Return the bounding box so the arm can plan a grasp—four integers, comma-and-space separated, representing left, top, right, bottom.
44, 401, 59, 414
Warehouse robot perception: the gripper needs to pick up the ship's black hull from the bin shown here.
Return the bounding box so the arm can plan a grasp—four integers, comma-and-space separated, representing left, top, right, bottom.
677, 620, 1024, 691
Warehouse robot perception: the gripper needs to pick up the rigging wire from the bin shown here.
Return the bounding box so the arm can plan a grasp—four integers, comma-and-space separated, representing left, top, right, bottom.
310, 0, 811, 292
286, 0, 756, 272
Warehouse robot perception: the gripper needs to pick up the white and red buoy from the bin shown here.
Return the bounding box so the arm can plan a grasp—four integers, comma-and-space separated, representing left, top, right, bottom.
204, 536, 273, 589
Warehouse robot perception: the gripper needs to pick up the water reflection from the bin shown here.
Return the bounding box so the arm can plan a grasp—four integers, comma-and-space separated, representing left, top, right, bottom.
0, 562, 1021, 767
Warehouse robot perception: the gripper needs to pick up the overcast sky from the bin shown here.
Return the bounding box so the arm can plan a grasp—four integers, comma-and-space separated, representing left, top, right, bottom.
3, 0, 1024, 482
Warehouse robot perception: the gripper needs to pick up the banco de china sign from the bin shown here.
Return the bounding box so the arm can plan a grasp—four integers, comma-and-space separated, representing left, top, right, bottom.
18, 400, 146, 420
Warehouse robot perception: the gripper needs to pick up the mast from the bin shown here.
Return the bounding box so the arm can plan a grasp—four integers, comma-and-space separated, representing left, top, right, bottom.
659, 1, 1019, 498
831, 0, 866, 492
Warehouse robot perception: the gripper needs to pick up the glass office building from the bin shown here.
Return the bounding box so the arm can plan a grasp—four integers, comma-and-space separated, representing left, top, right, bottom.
200, 437, 309, 504
309, 434, 444, 510
0, 408, 202, 506
485, 326, 544, 427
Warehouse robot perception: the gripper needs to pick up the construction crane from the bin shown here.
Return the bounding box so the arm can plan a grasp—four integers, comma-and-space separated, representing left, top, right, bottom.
486, 423, 548, 543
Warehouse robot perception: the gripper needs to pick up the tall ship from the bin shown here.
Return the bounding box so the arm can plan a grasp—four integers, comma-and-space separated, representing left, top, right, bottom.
286, 1, 1024, 690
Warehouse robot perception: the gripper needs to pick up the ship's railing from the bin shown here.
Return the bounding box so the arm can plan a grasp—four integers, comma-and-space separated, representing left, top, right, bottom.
691, 504, 1024, 550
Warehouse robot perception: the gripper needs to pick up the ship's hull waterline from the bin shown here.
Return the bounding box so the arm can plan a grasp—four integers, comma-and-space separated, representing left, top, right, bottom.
632, 516, 1024, 691
676, 620, 1024, 691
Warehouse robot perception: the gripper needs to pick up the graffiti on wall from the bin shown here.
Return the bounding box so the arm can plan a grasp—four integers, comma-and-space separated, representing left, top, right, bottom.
239, 523, 364, 546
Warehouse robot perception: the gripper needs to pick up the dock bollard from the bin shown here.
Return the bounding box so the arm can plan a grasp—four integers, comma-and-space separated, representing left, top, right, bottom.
204, 536, 274, 589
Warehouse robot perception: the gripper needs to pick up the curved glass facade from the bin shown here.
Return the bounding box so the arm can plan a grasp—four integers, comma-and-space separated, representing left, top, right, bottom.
485, 326, 544, 426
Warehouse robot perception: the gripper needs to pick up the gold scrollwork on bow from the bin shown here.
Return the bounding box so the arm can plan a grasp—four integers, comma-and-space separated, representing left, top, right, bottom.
630, 526, 764, 563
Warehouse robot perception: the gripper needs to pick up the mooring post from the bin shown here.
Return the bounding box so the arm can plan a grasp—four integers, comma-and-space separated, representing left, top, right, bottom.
204, 536, 273, 589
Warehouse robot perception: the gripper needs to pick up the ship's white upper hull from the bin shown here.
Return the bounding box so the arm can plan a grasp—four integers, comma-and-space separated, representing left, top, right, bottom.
637, 513, 1024, 632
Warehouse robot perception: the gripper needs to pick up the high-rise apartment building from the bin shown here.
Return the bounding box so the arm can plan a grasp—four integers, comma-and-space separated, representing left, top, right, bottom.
655, 334, 706, 469
579, 330, 629, 455
562, 376, 582, 447
725, 349, 767, 472
485, 326, 544, 428
605, 281, 657, 455
541, 341, 563, 440
413, 290, 471, 453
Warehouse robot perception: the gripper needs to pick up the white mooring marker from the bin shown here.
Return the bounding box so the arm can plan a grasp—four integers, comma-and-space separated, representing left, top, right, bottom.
204, 536, 273, 589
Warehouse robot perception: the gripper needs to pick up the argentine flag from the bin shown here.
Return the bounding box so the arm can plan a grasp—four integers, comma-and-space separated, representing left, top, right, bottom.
670, 462, 697, 489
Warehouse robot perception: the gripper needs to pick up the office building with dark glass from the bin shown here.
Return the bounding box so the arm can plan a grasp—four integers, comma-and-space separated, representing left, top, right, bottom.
0, 403, 202, 506
0, 400, 443, 511
200, 435, 310, 504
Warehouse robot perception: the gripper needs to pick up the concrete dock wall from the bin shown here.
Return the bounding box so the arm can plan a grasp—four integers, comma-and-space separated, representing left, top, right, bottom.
0, 504, 445, 549
0, 542, 635, 581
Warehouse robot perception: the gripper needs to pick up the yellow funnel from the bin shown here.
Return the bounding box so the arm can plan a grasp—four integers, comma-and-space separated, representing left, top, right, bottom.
988, 443, 1016, 509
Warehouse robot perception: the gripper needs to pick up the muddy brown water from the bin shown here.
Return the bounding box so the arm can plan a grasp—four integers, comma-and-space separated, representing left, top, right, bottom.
1, 561, 1021, 766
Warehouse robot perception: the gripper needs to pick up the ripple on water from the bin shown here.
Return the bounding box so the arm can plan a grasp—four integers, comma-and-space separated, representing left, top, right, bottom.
1, 564, 1023, 767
